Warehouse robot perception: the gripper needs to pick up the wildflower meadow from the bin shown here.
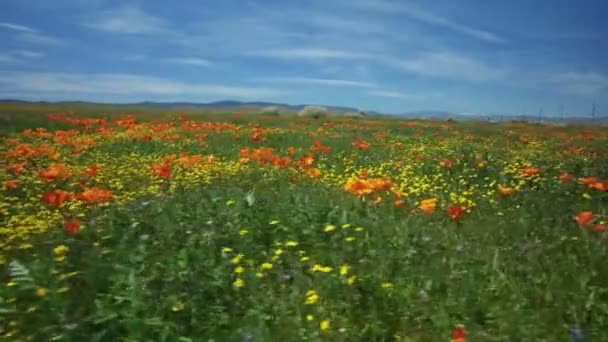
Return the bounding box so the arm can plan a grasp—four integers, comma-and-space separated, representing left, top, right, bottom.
1, 105, 607, 341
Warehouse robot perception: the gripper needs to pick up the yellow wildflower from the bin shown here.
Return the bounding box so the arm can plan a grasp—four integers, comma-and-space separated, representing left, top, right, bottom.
233, 278, 245, 289
324, 224, 336, 232
35, 287, 48, 297
339, 265, 350, 276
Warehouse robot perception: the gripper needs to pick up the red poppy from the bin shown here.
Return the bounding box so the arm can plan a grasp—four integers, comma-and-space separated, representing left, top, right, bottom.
152, 164, 172, 179
42, 190, 72, 209
64, 220, 81, 234
353, 139, 370, 150
84, 164, 100, 178
447, 205, 467, 221
4, 179, 20, 189
451, 325, 468, 342
440, 158, 455, 169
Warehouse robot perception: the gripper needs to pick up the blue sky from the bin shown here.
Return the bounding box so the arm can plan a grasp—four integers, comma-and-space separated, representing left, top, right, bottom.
1, 0, 607, 116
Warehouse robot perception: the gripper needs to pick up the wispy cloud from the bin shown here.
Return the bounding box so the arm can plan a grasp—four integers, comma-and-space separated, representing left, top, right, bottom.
0, 21, 66, 46
0, 71, 289, 99
86, 5, 169, 34
0, 22, 37, 33
367, 90, 411, 99
258, 77, 377, 88
547, 72, 608, 96
0, 50, 44, 64
395, 52, 509, 82
346, 0, 505, 43
250, 48, 371, 60
162, 57, 211, 66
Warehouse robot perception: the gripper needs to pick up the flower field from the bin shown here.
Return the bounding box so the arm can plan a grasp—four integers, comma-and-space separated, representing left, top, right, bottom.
1, 107, 607, 340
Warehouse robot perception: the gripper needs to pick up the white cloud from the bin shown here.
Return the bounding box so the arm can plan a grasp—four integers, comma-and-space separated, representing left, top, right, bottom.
345, 0, 505, 43
394, 52, 509, 82
14, 50, 44, 58
0, 50, 44, 64
258, 77, 377, 88
0, 71, 289, 99
0, 22, 37, 33
86, 5, 169, 34
250, 48, 370, 60
547, 72, 608, 96
368, 90, 411, 99
0, 21, 66, 46
162, 57, 211, 66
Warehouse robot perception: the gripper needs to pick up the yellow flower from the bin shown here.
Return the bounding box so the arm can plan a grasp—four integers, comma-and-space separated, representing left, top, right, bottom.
324, 224, 336, 232
285, 241, 298, 247
347, 276, 357, 285
274, 249, 284, 256
300, 256, 310, 262
339, 265, 350, 276
260, 262, 273, 271
341, 223, 351, 229
239, 230, 249, 236
234, 266, 244, 274
221, 247, 233, 253
345, 236, 356, 242
305, 289, 319, 304
233, 278, 245, 288
35, 287, 48, 297
54, 245, 69, 257
312, 264, 333, 273
172, 302, 185, 312
381, 282, 394, 289
306, 314, 314, 321
231, 253, 244, 264
355, 227, 365, 232
320, 319, 330, 330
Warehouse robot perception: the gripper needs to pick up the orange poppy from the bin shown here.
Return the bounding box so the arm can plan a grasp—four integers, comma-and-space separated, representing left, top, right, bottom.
574, 211, 595, 227
42, 190, 72, 209
497, 185, 514, 196
39, 163, 73, 182
308, 168, 322, 178
344, 179, 373, 196
591, 182, 607, 192
579, 177, 598, 186
593, 224, 607, 233
558, 172, 574, 182
419, 198, 437, 214
521, 167, 540, 177
77, 188, 113, 204
4, 179, 20, 189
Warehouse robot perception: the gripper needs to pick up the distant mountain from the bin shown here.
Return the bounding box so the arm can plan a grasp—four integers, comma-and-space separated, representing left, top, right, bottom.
0, 99, 604, 124
399, 110, 456, 119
